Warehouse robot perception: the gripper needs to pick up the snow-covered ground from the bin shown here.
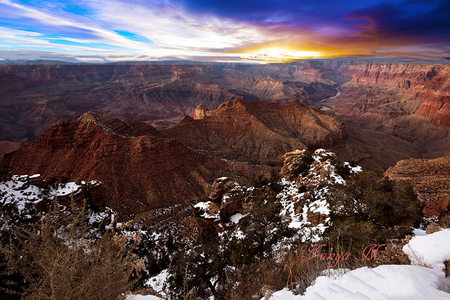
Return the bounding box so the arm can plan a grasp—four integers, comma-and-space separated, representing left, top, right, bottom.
146, 269, 168, 295
404, 228, 450, 270
0, 174, 100, 213
268, 265, 450, 299
0, 174, 113, 228
267, 228, 450, 300
128, 229, 450, 300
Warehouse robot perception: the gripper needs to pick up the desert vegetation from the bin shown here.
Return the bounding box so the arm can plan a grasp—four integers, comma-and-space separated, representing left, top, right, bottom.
0, 199, 140, 300
0, 153, 424, 300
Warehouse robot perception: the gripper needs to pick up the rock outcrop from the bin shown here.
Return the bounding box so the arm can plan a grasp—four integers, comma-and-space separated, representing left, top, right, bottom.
166, 98, 346, 166
191, 149, 359, 243
1, 112, 274, 216
193, 104, 211, 120
386, 155, 450, 216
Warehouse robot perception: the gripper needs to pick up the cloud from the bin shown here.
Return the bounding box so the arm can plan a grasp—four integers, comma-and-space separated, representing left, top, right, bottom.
0, 0, 449, 62
0, 0, 157, 51
347, 0, 450, 43
83, 0, 276, 51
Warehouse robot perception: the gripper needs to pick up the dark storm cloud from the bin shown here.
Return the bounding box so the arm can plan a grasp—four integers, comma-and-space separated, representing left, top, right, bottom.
347, 0, 450, 42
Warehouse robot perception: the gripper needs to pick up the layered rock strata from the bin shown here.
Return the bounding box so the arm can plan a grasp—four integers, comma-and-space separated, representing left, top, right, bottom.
386, 155, 450, 216
1, 112, 274, 216
166, 99, 346, 166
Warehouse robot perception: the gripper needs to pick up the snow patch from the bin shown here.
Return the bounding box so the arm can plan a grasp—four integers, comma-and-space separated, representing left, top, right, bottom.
230, 213, 244, 224
403, 228, 450, 270
145, 269, 168, 293
127, 295, 162, 300
267, 265, 450, 300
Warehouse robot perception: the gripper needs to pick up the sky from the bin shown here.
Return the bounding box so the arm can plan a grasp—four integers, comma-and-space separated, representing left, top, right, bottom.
0, 0, 449, 63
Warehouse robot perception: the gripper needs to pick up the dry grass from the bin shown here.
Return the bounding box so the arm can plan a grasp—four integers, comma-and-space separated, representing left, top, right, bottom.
226, 244, 368, 300
1, 200, 141, 300
402, 244, 432, 269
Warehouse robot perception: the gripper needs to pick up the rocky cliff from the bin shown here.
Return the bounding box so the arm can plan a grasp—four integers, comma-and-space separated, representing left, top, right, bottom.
166, 99, 346, 166
317, 61, 449, 118
316, 61, 450, 165
386, 155, 450, 217
416, 65, 450, 126
1, 112, 274, 216
2, 60, 450, 171
0, 63, 337, 147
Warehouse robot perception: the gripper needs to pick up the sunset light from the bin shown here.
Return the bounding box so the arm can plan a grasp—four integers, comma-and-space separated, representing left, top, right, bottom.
240, 45, 323, 63
0, 0, 448, 63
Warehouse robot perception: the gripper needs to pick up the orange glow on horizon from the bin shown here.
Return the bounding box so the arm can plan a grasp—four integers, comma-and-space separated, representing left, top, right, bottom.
236, 41, 375, 63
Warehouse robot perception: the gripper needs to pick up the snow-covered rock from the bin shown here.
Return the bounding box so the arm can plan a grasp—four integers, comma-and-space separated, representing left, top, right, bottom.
266, 229, 450, 299
404, 228, 450, 270
267, 265, 450, 299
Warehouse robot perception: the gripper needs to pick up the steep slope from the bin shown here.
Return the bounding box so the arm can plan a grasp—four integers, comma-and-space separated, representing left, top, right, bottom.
386, 155, 450, 216
416, 65, 450, 126
165, 99, 346, 166
317, 61, 450, 163
0, 63, 337, 145
1, 112, 274, 216
319, 61, 443, 118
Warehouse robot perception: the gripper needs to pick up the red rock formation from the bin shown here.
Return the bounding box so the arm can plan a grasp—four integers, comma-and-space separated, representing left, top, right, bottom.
386, 155, 450, 216
0, 141, 20, 159
415, 65, 450, 125
316, 61, 450, 168
166, 99, 346, 165
320, 62, 450, 127
193, 104, 212, 120
0, 63, 336, 143
2, 60, 450, 173
322, 61, 440, 86
1, 112, 273, 216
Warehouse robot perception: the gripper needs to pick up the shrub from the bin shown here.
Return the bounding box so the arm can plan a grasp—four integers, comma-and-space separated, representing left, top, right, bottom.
167, 196, 296, 300
168, 237, 225, 300
324, 169, 423, 255
0, 201, 36, 299
1, 200, 140, 300
228, 198, 295, 266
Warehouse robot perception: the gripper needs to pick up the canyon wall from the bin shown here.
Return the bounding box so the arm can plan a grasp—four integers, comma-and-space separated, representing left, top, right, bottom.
0, 63, 337, 146
1, 112, 274, 216
386, 155, 450, 216
166, 98, 346, 166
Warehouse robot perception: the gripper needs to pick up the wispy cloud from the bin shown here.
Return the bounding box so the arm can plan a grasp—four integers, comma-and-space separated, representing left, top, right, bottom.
0, 0, 449, 62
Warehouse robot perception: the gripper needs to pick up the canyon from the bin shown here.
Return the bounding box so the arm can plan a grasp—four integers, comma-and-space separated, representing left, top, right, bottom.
1, 59, 450, 219
1, 60, 449, 167
0, 62, 337, 145
1, 111, 275, 216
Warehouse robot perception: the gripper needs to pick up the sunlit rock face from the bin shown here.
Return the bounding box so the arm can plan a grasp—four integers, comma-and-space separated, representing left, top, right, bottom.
166, 98, 346, 166
1, 112, 274, 216
386, 155, 450, 217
